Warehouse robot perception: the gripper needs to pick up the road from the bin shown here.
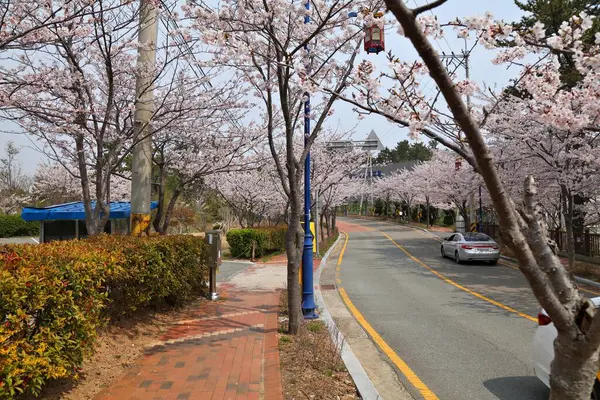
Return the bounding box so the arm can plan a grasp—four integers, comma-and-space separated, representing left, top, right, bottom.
337, 218, 551, 400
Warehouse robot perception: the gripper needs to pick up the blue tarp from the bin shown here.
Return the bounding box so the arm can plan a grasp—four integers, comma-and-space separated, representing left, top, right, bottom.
21, 201, 159, 221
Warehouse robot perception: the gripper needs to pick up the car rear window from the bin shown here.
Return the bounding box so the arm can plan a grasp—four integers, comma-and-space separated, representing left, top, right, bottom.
463, 233, 493, 242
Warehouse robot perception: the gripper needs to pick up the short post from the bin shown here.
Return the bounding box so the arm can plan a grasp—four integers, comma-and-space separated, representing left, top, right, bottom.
205, 230, 222, 301
251, 240, 256, 262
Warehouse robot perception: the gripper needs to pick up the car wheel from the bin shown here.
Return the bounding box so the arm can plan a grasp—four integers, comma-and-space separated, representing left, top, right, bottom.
441, 246, 445, 258
489, 260, 498, 265
455, 251, 461, 264
592, 379, 600, 400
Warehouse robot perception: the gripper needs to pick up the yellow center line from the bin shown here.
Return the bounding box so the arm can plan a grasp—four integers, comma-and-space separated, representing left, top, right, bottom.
336, 231, 439, 400
380, 231, 538, 323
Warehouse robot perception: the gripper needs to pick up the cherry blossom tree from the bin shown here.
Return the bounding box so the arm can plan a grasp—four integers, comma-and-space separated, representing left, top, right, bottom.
0, 141, 31, 214
0, 0, 104, 52
373, 167, 420, 221
1, 0, 244, 235
31, 162, 80, 205
331, 0, 600, 396
185, 0, 381, 333
149, 77, 259, 234
211, 163, 288, 229
31, 161, 131, 206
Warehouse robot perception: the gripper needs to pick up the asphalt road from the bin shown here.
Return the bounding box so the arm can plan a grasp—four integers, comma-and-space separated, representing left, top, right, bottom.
338, 218, 549, 400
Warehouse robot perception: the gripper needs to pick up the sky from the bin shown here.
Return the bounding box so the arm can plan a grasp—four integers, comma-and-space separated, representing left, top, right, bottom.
0, 0, 526, 175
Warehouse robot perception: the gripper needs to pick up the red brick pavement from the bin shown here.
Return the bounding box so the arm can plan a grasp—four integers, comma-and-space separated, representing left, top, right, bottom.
95, 290, 283, 400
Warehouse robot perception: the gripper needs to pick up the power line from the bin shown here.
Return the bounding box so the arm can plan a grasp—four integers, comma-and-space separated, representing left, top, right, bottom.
158, 0, 244, 132
412, 0, 455, 55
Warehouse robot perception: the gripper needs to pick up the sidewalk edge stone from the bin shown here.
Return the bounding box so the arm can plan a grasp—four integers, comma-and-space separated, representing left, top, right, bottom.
314, 233, 382, 400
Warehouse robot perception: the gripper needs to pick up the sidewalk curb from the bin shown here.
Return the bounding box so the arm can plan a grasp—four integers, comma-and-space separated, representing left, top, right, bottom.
314, 234, 381, 400
500, 255, 600, 290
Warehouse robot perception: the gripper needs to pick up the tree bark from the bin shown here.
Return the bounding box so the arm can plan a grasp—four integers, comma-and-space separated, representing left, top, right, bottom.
160, 189, 181, 235
549, 335, 599, 400
153, 163, 167, 234
426, 195, 431, 228
561, 185, 576, 271
286, 193, 302, 335
332, 207, 337, 232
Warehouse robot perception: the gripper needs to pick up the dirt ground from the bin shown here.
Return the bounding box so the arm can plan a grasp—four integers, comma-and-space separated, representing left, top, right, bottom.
27, 297, 206, 400
277, 292, 360, 400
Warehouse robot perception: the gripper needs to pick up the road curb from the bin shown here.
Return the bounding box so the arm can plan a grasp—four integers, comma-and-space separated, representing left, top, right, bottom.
500, 255, 600, 290
314, 233, 382, 400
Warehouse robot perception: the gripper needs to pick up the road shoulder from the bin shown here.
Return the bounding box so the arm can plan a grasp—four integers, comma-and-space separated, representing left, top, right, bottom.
319, 233, 412, 400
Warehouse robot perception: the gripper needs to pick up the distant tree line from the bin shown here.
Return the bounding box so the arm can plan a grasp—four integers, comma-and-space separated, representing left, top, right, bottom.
374, 139, 437, 165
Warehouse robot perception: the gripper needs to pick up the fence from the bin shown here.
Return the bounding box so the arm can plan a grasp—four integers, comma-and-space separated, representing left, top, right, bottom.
481, 224, 600, 257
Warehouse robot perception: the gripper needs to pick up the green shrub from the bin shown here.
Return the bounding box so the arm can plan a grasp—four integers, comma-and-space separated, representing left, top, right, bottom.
256, 226, 287, 253
442, 212, 455, 227
0, 235, 208, 398
227, 226, 287, 259
0, 215, 39, 238
226, 229, 269, 258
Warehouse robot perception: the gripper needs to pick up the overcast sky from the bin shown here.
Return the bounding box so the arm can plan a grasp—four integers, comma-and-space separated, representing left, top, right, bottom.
0, 0, 525, 175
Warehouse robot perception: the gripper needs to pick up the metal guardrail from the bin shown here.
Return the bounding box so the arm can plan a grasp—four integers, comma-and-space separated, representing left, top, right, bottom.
482, 224, 600, 258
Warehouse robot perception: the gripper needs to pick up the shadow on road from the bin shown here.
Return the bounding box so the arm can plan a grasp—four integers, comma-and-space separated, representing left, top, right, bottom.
483, 376, 549, 400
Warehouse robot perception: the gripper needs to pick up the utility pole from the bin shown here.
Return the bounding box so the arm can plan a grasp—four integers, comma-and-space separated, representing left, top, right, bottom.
130, 0, 158, 235
441, 40, 475, 231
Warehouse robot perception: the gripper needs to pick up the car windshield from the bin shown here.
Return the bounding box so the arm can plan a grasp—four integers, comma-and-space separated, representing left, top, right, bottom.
463, 233, 493, 242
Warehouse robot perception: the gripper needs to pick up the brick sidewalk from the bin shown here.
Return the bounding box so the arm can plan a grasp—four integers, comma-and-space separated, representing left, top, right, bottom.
95, 289, 283, 400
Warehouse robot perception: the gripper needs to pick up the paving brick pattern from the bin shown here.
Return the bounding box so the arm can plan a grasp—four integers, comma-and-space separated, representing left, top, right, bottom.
95, 291, 283, 400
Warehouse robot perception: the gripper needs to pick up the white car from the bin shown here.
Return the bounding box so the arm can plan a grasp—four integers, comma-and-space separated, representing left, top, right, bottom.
533, 297, 600, 398
441, 232, 500, 264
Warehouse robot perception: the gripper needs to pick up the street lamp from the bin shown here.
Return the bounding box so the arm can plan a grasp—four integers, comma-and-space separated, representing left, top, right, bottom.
301, 0, 318, 319
301, 6, 377, 319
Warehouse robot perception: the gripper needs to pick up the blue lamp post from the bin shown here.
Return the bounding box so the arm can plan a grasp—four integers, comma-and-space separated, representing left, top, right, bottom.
301, 5, 360, 319
301, 0, 318, 319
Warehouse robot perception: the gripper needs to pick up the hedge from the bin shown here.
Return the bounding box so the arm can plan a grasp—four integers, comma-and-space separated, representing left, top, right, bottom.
0, 215, 39, 238
227, 226, 287, 259
0, 235, 208, 398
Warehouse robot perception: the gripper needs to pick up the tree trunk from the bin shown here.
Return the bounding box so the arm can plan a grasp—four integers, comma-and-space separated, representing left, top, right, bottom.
286, 194, 302, 335
561, 185, 576, 271
160, 189, 181, 234
549, 333, 599, 400
332, 207, 337, 232
426, 196, 431, 229
320, 211, 326, 242
153, 163, 167, 234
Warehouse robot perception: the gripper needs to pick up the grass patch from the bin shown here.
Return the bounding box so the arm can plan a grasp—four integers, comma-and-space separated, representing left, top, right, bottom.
306, 320, 325, 333
573, 262, 600, 283
319, 230, 340, 256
